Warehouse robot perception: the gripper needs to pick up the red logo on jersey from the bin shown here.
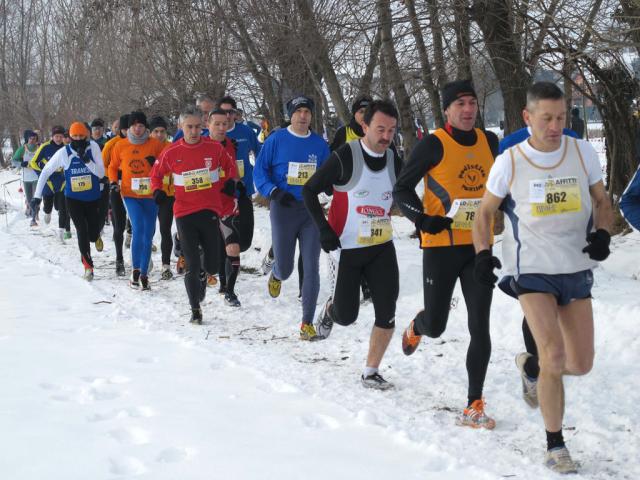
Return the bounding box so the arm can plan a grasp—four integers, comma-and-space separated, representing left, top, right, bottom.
356, 205, 385, 217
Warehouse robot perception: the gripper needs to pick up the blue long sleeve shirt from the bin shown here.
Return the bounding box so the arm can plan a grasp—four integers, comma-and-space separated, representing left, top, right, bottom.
254, 127, 329, 201
226, 122, 262, 196
499, 126, 579, 154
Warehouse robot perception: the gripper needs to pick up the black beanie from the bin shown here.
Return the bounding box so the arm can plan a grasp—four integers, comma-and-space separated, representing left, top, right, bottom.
286, 95, 315, 118
441, 80, 477, 111
23, 129, 36, 143
90, 118, 105, 128
51, 125, 66, 136
129, 111, 148, 128
351, 95, 373, 115
119, 114, 130, 131
149, 116, 168, 131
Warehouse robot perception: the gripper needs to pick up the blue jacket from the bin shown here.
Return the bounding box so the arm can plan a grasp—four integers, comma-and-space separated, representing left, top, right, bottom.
254, 127, 329, 201
172, 128, 210, 141
29, 140, 65, 195
499, 127, 579, 154
621, 165, 640, 231
226, 122, 262, 196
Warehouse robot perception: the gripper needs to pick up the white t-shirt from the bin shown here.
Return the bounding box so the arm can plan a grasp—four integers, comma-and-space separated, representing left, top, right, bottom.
487, 136, 602, 199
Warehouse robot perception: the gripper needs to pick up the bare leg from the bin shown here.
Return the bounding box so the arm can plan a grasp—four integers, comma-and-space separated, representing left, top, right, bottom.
366, 326, 393, 369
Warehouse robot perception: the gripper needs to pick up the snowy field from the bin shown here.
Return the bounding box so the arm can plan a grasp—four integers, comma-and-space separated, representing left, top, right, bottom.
1, 167, 638, 479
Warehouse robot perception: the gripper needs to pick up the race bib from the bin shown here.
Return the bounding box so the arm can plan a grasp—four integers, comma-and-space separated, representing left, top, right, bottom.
183, 168, 212, 192
237, 160, 245, 178
71, 175, 92, 193
287, 162, 316, 186
357, 217, 392, 245
529, 176, 581, 217
446, 198, 482, 230
131, 177, 151, 194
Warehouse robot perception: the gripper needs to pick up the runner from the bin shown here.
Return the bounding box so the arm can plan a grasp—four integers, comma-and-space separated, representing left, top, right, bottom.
620, 163, 640, 231
208, 108, 244, 306
393, 80, 499, 428
254, 95, 330, 340
473, 81, 613, 473
90, 118, 108, 149
12, 130, 39, 217
303, 100, 402, 389
31, 122, 105, 280
151, 107, 235, 323
149, 115, 175, 279
108, 111, 165, 290
29, 125, 71, 239
102, 114, 130, 276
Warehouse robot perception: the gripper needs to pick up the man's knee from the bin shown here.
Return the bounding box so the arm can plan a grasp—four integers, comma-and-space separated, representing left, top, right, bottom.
539, 348, 566, 377
566, 353, 594, 376
416, 310, 448, 338
374, 315, 395, 330
331, 304, 356, 327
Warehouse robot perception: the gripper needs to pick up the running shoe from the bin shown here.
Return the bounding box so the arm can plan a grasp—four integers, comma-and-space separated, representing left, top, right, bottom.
83, 268, 94, 281
44, 212, 51, 224
176, 255, 186, 274
218, 283, 227, 294
261, 250, 274, 275
30, 219, 37, 227
401, 318, 422, 356
361, 372, 394, 391
224, 292, 241, 307
456, 399, 496, 430
545, 446, 578, 474
57, 228, 65, 243
63, 231, 72, 240
125, 232, 132, 248
95, 236, 104, 252
115, 260, 126, 277
130, 269, 141, 289
161, 265, 173, 280
268, 273, 281, 298
140, 275, 150, 291
313, 299, 334, 340
299, 323, 317, 341
207, 274, 218, 287
515, 352, 539, 408
190, 308, 203, 325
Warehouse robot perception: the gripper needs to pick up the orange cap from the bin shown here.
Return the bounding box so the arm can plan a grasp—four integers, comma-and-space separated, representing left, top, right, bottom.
69, 122, 89, 137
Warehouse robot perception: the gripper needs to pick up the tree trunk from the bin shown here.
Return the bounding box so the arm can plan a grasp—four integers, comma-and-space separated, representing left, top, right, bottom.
454, 0, 473, 81
376, 0, 417, 157
426, 0, 448, 89
405, 0, 444, 128
357, 28, 381, 98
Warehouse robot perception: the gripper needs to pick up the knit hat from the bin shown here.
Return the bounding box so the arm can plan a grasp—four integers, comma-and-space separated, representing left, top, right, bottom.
286, 95, 314, 118
69, 122, 90, 138
90, 118, 105, 128
351, 95, 373, 115
149, 116, 168, 131
441, 80, 477, 111
23, 129, 37, 143
51, 125, 66, 136
129, 111, 148, 128
118, 114, 130, 131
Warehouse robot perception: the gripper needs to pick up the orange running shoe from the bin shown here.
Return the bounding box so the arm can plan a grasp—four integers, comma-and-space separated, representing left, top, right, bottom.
401, 318, 422, 356
456, 398, 496, 430
207, 274, 218, 287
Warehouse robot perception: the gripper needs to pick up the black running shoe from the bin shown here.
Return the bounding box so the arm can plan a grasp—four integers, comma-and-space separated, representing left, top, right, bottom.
361, 372, 394, 391
224, 292, 241, 307
116, 260, 125, 277
140, 275, 150, 290
130, 269, 141, 289
190, 308, 203, 325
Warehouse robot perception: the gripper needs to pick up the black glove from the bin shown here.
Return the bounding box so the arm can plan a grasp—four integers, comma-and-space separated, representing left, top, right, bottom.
153, 189, 168, 205
221, 179, 236, 197
473, 249, 502, 288
582, 229, 610, 261
236, 181, 247, 197
271, 188, 295, 207
30, 197, 42, 210
415, 213, 453, 235
145, 155, 156, 167
319, 225, 341, 253
110, 182, 120, 193
21, 160, 29, 167
100, 176, 109, 186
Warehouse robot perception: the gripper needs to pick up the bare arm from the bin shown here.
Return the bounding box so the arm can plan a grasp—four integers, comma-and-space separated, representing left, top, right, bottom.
589, 180, 613, 233
473, 190, 504, 253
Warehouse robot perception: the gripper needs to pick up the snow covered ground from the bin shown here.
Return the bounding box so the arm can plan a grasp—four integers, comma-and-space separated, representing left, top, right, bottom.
1, 168, 638, 479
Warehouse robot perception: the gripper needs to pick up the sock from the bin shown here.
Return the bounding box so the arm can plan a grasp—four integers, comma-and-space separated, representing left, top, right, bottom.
524, 355, 540, 378
363, 366, 378, 378
546, 429, 565, 450
225, 256, 240, 294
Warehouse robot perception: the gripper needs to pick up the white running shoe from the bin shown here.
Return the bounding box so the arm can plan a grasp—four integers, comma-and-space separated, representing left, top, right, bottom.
261, 251, 274, 275
515, 352, 539, 408
545, 446, 578, 474
57, 228, 65, 243
44, 212, 51, 224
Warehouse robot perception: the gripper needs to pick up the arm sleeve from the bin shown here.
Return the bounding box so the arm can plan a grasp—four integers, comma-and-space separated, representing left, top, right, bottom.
330, 127, 346, 152
485, 131, 500, 158
108, 143, 122, 183
12, 146, 25, 163
392, 134, 444, 223
253, 136, 277, 197
150, 150, 171, 192
91, 143, 105, 179
28, 144, 47, 172
485, 151, 512, 198
303, 152, 342, 230
250, 128, 261, 157
579, 141, 603, 185
34, 149, 65, 198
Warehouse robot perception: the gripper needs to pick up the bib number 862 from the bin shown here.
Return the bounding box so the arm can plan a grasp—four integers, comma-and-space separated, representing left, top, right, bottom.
546, 192, 566, 204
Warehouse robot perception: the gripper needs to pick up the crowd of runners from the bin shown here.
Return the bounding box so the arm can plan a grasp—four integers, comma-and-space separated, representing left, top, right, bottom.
10, 80, 638, 475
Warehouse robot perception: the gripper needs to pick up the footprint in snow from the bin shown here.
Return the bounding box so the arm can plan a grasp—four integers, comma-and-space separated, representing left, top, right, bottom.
109, 426, 151, 445
108, 456, 147, 476
300, 413, 341, 430
136, 356, 159, 364
88, 406, 155, 423
156, 447, 194, 463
